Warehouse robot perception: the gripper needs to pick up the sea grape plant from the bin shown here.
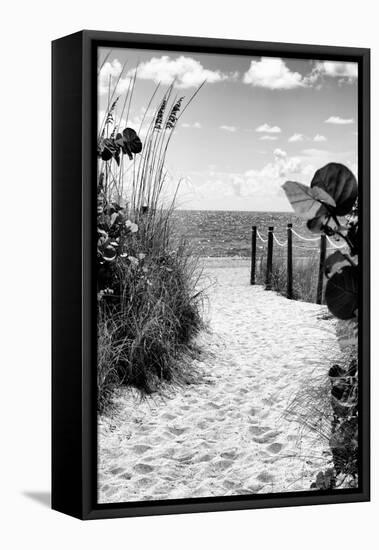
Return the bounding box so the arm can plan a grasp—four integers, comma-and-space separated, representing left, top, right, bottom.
97, 126, 143, 295
282, 163, 358, 329
283, 162, 359, 487
97, 127, 143, 165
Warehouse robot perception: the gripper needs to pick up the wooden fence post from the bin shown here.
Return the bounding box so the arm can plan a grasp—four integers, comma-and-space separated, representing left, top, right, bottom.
265, 226, 274, 290
316, 234, 327, 304
287, 223, 293, 299
250, 226, 257, 285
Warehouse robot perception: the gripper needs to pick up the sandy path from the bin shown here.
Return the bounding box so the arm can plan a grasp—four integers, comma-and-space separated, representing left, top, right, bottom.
98, 259, 340, 503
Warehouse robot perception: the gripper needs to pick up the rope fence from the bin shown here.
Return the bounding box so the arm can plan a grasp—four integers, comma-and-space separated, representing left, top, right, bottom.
250, 223, 347, 304
256, 229, 268, 243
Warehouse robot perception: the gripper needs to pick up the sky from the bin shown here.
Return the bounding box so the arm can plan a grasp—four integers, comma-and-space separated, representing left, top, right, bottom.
98, 47, 358, 212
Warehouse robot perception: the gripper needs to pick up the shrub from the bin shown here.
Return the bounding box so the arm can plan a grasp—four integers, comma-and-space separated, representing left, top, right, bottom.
283, 163, 359, 489
256, 253, 319, 303
97, 70, 205, 411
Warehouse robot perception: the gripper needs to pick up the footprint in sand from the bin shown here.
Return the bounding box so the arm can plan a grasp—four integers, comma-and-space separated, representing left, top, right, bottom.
110, 466, 125, 475
208, 402, 222, 410
220, 449, 239, 460
197, 453, 213, 463
162, 413, 176, 421
175, 451, 197, 463
212, 459, 233, 472
133, 463, 155, 474
133, 476, 155, 488
257, 471, 275, 483
223, 479, 239, 490
118, 472, 132, 480
197, 420, 210, 430
267, 442, 283, 454
131, 444, 152, 455
253, 430, 282, 444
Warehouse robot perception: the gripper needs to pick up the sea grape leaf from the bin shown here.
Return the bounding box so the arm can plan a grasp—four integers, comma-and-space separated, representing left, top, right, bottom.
313, 469, 335, 490
115, 128, 143, 160
310, 163, 358, 216
282, 181, 336, 220
100, 144, 113, 161
102, 245, 117, 262
110, 212, 119, 226
98, 137, 120, 164
122, 128, 142, 153
306, 207, 344, 234
306, 207, 329, 233
325, 265, 358, 320
324, 251, 351, 277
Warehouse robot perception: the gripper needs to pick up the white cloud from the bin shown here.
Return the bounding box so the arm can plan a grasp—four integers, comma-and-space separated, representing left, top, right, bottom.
231, 150, 313, 201
179, 150, 314, 207
313, 134, 327, 142
288, 133, 304, 142
256, 123, 282, 133
273, 148, 287, 159
325, 116, 355, 125
98, 59, 132, 95
134, 55, 228, 88
181, 122, 202, 129
314, 61, 358, 81
259, 135, 278, 141
220, 125, 237, 132
302, 148, 327, 156
243, 58, 358, 92
243, 57, 306, 90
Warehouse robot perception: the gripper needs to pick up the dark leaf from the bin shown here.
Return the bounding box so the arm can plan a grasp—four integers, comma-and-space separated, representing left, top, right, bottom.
306, 207, 329, 233
282, 181, 335, 220
102, 245, 117, 262
100, 147, 113, 161
325, 266, 358, 320
111, 202, 123, 212
324, 251, 350, 277
122, 127, 142, 154
311, 163, 358, 216
98, 138, 121, 164
329, 364, 346, 378
110, 129, 142, 161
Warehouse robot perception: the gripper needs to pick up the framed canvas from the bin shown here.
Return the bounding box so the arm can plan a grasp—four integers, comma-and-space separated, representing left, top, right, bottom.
52, 30, 370, 520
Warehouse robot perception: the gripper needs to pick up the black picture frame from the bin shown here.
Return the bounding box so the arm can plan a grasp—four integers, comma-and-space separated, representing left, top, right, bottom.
52, 29, 370, 520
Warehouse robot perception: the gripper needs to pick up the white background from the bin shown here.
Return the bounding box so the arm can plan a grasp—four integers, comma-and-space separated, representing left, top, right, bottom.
0, 1, 376, 548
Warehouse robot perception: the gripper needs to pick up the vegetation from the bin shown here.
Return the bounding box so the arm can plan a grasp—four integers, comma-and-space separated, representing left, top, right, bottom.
283, 162, 359, 489
255, 253, 319, 303
97, 73, 205, 412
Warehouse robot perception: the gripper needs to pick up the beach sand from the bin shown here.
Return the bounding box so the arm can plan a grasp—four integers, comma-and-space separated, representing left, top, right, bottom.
98, 258, 340, 503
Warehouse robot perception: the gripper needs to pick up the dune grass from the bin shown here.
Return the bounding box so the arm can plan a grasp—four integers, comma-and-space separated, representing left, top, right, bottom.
256, 253, 321, 303
97, 64, 206, 412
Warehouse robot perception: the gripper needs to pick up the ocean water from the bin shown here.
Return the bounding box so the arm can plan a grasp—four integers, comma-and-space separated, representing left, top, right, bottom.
172, 210, 320, 258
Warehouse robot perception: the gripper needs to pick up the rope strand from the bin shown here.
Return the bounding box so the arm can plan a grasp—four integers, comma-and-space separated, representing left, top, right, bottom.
290, 228, 320, 242
256, 230, 268, 243
255, 227, 346, 251
273, 233, 286, 247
